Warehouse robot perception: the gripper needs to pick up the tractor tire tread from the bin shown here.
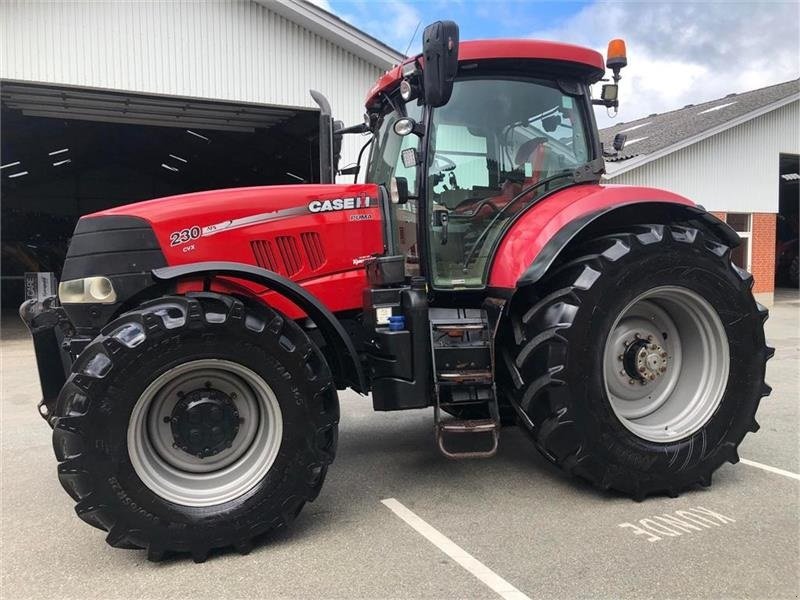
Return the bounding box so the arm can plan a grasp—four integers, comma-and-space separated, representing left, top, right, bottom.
505, 224, 772, 500
52, 292, 338, 561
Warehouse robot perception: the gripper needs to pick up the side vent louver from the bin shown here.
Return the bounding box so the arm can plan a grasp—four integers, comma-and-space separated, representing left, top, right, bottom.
251, 233, 325, 277
301, 232, 326, 271
250, 240, 280, 273
275, 236, 302, 277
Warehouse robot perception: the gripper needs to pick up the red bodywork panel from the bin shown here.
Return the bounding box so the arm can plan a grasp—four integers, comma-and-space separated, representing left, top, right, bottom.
93, 184, 384, 318
488, 184, 695, 289
366, 39, 605, 106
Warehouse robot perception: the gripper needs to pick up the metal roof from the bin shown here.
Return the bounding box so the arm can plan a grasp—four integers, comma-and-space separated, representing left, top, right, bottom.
263, 0, 404, 68
601, 79, 800, 174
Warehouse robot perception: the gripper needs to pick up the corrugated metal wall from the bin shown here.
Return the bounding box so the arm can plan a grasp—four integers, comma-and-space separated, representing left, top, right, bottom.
0, 0, 388, 168
607, 101, 799, 213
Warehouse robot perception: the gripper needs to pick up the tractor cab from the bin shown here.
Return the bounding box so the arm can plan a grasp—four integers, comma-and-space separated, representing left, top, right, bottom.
360, 23, 618, 291
348, 24, 630, 456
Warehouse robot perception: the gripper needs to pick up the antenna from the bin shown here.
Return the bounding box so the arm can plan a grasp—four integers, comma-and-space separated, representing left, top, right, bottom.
403, 20, 422, 57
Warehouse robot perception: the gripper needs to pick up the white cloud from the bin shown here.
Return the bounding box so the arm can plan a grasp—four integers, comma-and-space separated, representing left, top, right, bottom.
306, 0, 333, 12
528, 1, 800, 127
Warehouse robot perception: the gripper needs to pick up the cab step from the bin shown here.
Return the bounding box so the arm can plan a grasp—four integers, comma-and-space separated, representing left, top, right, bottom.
438, 370, 493, 384
429, 308, 500, 459
436, 418, 499, 459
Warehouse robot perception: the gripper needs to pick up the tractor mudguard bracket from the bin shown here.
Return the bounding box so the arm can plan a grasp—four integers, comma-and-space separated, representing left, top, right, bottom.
152, 261, 367, 393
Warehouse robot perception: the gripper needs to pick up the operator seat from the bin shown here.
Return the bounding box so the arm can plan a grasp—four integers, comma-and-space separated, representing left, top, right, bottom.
450, 138, 550, 219
514, 137, 549, 189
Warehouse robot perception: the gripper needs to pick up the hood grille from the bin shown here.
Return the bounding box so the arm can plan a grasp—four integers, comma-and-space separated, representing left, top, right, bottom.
250, 240, 280, 273
251, 233, 326, 277
300, 232, 326, 270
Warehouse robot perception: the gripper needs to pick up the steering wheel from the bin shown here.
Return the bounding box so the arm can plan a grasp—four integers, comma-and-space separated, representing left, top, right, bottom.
452, 197, 501, 218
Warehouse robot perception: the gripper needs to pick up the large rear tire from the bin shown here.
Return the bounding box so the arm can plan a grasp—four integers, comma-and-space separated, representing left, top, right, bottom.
53, 292, 339, 561
501, 225, 773, 499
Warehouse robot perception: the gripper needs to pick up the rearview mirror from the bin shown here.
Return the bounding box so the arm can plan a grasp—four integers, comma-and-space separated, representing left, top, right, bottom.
422, 21, 459, 107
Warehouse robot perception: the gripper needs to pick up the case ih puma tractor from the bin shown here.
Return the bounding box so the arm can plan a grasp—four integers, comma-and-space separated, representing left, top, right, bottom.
21, 22, 772, 562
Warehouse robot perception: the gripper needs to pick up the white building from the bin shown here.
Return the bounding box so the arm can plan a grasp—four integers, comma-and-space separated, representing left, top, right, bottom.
601, 80, 800, 303
0, 0, 403, 304
0, 0, 401, 168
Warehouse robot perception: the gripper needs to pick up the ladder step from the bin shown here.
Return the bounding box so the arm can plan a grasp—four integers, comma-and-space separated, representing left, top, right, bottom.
437, 370, 492, 384
436, 418, 499, 459
433, 323, 486, 332
439, 399, 490, 407
438, 418, 497, 433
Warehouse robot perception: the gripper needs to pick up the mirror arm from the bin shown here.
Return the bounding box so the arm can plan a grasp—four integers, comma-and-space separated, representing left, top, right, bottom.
381, 92, 405, 116
592, 98, 618, 108
335, 123, 370, 136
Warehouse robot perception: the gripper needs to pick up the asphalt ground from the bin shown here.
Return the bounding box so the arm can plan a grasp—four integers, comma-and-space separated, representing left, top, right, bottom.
1, 290, 798, 600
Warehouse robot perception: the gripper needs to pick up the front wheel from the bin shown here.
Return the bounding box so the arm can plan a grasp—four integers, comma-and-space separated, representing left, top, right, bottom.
53, 293, 339, 561
502, 225, 773, 499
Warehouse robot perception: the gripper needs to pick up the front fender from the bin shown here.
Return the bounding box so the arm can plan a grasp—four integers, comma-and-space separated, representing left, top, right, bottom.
152, 261, 366, 393
488, 184, 738, 289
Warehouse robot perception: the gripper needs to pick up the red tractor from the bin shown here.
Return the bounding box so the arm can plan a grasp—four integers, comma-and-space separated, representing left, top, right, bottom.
21, 22, 772, 562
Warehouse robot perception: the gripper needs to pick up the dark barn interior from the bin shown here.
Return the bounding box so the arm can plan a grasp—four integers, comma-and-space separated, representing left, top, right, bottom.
1, 81, 319, 307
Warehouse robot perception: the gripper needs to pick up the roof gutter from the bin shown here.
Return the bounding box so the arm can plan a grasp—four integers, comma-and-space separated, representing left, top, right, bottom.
261, 0, 404, 69
605, 93, 800, 178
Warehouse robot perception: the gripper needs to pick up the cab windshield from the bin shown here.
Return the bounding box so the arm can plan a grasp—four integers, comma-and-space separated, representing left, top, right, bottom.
427, 77, 591, 288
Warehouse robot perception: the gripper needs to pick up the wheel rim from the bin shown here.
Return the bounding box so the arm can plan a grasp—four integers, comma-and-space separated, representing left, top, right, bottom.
602, 286, 729, 443
128, 359, 282, 507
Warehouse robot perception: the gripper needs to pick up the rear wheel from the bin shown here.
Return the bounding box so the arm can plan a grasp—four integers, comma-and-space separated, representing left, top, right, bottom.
53, 293, 339, 561
501, 225, 773, 499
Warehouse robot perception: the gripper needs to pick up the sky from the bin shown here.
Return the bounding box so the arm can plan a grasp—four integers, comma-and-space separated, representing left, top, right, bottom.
312, 0, 800, 127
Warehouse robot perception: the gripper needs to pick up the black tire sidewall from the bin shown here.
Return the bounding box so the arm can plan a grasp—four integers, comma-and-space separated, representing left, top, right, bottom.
566, 233, 764, 478
58, 294, 337, 549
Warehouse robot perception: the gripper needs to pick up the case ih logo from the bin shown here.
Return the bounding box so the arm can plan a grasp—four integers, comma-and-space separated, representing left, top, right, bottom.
308, 196, 372, 213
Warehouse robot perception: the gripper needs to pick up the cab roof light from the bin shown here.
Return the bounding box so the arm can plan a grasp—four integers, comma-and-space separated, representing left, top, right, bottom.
606, 39, 627, 70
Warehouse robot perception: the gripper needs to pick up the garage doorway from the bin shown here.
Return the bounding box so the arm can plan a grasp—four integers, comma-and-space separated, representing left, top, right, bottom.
776, 153, 799, 289
1, 81, 320, 307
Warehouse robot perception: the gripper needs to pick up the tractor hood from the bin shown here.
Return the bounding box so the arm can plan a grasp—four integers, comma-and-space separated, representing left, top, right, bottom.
92, 183, 381, 256
84, 184, 383, 268
63, 183, 385, 325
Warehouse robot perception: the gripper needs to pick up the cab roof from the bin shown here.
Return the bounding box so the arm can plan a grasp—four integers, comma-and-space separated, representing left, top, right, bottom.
365, 39, 606, 106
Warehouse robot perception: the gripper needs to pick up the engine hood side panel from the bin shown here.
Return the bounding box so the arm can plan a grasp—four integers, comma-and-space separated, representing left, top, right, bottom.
83, 184, 384, 315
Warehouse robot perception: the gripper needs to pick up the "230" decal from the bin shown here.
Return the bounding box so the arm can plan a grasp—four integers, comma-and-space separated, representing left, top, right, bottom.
169, 226, 201, 246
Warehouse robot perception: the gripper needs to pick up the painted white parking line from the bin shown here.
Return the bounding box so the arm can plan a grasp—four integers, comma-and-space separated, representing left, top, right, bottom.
740, 458, 800, 481
381, 498, 532, 600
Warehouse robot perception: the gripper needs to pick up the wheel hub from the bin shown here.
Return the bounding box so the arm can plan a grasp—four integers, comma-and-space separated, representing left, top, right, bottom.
603, 287, 729, 443
622, 337, 668, 385
170, 388, 240, 458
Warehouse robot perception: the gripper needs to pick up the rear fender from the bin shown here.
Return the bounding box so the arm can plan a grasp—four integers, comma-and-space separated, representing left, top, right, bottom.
488, 184, 740, 289
152, 261, 366, 393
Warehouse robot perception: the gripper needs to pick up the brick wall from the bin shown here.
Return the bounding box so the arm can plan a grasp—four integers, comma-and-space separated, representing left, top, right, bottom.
710, 211, 775, 293
751, 213, 776, 293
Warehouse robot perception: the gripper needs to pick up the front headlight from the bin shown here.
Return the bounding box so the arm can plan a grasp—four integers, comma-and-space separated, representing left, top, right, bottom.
58, 276, 117, 304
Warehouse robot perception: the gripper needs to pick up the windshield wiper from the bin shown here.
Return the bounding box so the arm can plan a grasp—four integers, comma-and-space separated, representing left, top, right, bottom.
461, 159, 604, 272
